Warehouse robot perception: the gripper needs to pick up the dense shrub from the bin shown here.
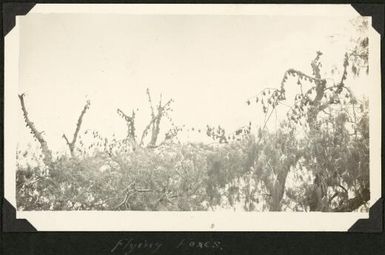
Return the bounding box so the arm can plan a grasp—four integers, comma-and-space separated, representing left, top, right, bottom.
16, 99, 369, 212
16, 19, 371, 211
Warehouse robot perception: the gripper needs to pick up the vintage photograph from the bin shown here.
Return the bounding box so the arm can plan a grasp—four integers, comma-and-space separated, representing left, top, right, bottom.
13, 11, 374, 214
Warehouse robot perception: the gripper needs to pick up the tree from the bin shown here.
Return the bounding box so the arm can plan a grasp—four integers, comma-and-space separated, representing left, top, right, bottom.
247, 18, 370, 211
116, 88, 175, 149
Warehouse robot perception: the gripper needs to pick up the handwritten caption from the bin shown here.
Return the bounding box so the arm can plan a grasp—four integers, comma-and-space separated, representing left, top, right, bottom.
111, 238, 223, 254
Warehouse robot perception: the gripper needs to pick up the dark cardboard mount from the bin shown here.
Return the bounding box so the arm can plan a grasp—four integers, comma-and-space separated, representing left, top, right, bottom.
3, 2, 36, 36
1, 2, 383, 233
2, 199, 37, 232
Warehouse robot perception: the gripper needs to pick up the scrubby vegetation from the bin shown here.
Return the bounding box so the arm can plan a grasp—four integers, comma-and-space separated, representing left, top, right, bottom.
16, 20, 370, 212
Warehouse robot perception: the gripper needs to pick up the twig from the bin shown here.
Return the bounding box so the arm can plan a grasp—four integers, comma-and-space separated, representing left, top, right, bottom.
115, 191, 136, 210
133, 187, 152, 193
63, 100, 90, 157
146, 88, 155, 119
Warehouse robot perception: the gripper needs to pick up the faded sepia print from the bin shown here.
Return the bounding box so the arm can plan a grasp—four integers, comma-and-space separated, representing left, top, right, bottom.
15, 12, 372, 213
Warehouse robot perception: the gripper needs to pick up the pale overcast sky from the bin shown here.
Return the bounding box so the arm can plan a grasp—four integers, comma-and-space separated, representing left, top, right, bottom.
17, 14, 368, 152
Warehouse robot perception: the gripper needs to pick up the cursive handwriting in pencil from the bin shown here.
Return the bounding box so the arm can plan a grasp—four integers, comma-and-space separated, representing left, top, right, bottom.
111, 239, 162, 254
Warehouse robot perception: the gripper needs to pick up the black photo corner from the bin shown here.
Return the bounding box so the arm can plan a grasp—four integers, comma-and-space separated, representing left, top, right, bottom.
1, 1, 385, 255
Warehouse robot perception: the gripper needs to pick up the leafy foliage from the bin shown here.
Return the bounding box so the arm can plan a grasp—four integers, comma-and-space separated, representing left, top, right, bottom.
16, 18, 370, 211
17, 93, 368, 212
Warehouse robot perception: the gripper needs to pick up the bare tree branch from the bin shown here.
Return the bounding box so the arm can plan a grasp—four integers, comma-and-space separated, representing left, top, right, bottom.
117, 108, 136, 143
63, 100, 90, 157
146, 88, 155, 119
140, 89, 173, 147
18, 94, 52, 166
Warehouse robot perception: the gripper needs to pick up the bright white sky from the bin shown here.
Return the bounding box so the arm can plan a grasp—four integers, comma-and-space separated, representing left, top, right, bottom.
17, 14, 369, 152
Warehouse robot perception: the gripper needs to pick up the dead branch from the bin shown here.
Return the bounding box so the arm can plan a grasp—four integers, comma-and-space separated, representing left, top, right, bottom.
151, 99, 173, 146
115, 190, 136, 210
139, 116, 158, 146
18, 94, 52, 166
140, 89, 173, 147
117, 108, 136, 143
146, 88, 155, 119
63, 100, 90, 157
122, 181, 136, 193
114, 182, 152, 209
